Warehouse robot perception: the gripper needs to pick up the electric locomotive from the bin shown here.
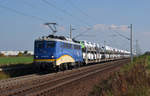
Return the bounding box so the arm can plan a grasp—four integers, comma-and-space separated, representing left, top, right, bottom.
34, 35, 83, 70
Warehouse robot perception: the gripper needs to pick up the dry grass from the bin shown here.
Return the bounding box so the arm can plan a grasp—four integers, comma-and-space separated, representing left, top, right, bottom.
0, 72, 10, 80
89, 55, 150, 96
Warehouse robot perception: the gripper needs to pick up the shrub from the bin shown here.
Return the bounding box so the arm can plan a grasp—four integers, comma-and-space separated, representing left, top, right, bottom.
17, 52, 23, 56
0, 53, 5, 57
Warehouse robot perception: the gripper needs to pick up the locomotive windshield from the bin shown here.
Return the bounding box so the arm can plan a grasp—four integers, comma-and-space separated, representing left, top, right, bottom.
35, 41, 44, 48
35, 41, 56, 48
46, 41, 56, 48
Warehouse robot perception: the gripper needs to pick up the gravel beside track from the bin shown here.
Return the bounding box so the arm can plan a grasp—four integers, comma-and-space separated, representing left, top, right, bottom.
0, 74, 38, 84
0, 59, 129, 96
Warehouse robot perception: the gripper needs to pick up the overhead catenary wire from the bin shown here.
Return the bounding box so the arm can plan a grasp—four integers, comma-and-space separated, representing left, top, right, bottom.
109, 30, 130, 50
115, 31, 130, 40
16, 0, 77, 30
0, 4, 47, 21
66, 0, 97, 23
19, 0, 65, 22
19, 0, 94, 36
73, 28, 93, 39
19, 0, 37, 9
41, 0, 91, 27
0, 1, 68, 36
0, 0, 93, 37
65, 0, 90, 17
19, 0, 82, 29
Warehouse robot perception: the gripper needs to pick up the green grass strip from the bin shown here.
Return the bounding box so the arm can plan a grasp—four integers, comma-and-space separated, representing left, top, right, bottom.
0, 56, 33, 67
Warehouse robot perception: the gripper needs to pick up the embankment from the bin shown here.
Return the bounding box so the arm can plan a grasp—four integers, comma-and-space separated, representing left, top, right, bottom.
89, 55, 150, 96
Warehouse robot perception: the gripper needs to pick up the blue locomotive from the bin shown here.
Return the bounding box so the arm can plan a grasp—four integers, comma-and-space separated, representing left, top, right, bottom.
34, 35, 83, 70
34, 35, 131, 71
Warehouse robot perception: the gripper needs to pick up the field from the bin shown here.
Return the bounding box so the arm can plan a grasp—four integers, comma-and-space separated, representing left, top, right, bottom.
0, 56, 33, 67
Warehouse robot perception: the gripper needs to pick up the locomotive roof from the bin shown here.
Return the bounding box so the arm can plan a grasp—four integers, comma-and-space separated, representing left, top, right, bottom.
36, 35, 81, 45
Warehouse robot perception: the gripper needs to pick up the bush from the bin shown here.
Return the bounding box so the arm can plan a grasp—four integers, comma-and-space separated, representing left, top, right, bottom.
17, 52, 23, 56
145, 51, 150, 55
0, 53, 5, 57
0, 72, 10, 80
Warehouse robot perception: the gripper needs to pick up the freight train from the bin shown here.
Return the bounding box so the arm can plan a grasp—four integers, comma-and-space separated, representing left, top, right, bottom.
34, 35, 130, 71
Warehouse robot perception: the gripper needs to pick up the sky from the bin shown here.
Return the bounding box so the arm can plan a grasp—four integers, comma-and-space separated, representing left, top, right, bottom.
0, 0, 150, 53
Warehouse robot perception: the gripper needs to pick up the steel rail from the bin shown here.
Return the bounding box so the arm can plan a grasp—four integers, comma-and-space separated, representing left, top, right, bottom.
0, 59, 129, 96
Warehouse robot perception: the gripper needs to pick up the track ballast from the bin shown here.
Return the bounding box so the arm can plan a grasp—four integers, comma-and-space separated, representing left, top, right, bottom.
0, 59, 129, 96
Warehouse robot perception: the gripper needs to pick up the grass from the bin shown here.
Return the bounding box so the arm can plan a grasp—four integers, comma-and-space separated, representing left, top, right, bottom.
0, 72, 10, 80
146, 56, 150, 73
0, 56, 34, 80
0, 56, 33, 67
89, 55, 150, 96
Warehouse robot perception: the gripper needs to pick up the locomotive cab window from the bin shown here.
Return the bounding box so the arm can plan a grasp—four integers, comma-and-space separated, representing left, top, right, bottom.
35, 42, 44, 48
46, 41, 56, 48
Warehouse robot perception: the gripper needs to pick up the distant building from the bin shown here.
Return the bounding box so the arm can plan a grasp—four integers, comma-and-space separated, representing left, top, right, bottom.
27, 51, 34, 55
0, 51, 34, 56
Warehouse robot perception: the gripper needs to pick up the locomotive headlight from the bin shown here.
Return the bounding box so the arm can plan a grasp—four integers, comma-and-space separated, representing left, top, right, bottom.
51, 56, 54, 58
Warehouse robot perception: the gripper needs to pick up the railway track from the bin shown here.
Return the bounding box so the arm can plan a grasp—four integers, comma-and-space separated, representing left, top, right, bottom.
0, 59, 129, 96
0, 59, 113, 91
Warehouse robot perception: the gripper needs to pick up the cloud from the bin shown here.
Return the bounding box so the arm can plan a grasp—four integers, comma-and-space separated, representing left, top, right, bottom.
79, 26, 89, 32
109, 24, 129, 31
92, 24, 129, 32
93, 24, 108, 31
58, 26, 66, 32
40, 24, 49, 30
142, 32, 150, 35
